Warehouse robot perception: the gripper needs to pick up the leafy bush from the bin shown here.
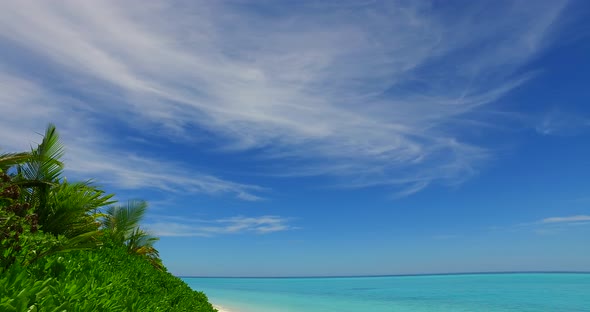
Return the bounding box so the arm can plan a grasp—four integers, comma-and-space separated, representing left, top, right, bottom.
1, 170, 61, 270
1, 126, 218, 312
0, 246, 217, 312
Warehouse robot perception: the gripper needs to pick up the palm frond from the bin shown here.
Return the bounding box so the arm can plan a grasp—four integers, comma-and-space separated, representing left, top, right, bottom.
101, 200, 163, 268
127, 228, 163, 270
127, 228, 159, 253
102, 200, 148, 242
40, 181, 115, 237
24, 231, 103, 265
19, 124, 64, 182
0, 152, 31, 172
13, 124, 65, 215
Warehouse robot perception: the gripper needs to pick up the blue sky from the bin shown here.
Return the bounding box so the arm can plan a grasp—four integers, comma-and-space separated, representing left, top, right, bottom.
1, 0, 589, 277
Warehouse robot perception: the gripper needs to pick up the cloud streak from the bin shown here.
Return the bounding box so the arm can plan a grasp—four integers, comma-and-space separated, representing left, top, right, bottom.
146, 215, 295, 237
0, 0, 570, 196
541, 215, 590, 224
491, 214, 590, 235
0, 73, 264, 200
534, 109, 590, 136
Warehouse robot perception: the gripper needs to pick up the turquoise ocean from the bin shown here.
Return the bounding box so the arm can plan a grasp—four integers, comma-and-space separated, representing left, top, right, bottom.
183, 273, 590, 312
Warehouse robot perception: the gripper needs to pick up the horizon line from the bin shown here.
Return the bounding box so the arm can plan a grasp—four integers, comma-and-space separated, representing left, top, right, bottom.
177, 270, 590, 279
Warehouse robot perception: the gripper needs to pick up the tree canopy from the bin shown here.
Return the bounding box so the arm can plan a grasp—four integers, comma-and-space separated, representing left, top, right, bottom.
0, 124, 216, 311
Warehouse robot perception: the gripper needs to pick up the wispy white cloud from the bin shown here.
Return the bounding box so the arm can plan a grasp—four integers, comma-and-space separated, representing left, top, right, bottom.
66, 147, 266, 201
0, 0, 570, 195
0, 73, 61, 151
0, 74, 264, 200
490, 214, 590, 235
541, 215, 590, 224
146, 215, 295, 237
534, 109, 590, 136
533, 215, 590, 235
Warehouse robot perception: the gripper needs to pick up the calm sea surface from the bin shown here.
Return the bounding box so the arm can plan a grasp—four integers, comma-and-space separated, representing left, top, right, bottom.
183, 273, 590, 312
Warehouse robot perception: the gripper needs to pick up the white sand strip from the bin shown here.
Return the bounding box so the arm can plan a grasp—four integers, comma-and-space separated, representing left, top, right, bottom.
213, 304, 234, 312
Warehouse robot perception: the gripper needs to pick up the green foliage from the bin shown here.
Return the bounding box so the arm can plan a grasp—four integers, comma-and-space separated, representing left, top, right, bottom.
0, 152, 30, 172
10, 124, 114, 240
17, 123, 64, 183
0, 247, 217, 312
41, 180, 114, 238
1, 164, 96, 269
1, 124, 217, 311
125, 227, 163, 270
15, 124, 64, 216
103, 200, 148, 243
0, 170, 60, 269
102, 200, 163, 269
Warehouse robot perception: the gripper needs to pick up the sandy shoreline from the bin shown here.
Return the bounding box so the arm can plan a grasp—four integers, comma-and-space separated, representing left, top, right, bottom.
213, 304, 233, 312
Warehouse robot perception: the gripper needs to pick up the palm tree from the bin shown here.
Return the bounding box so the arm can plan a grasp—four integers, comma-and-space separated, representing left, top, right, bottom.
102, 200, 147, 242
102, 200, 163, 269
43, 179, 114, 237
15, 124, 65, 216
2, 124, 162, 267
10, 124, 115, 238
127, 227, 163, 270
2, 124, 114, 252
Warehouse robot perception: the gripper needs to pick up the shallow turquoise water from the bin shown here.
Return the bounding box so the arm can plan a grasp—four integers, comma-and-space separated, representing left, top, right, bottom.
183, 273, 590, 312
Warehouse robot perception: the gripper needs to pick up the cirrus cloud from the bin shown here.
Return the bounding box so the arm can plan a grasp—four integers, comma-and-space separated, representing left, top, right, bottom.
0, 0, 571, 197
146, 215, 296, 237
541, 215, 590, 224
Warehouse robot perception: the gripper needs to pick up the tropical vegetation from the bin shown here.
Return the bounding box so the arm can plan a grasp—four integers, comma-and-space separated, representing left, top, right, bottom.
0, 124, 216, 311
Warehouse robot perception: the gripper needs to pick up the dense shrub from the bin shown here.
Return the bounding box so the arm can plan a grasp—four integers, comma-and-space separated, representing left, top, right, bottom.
0, 245, 217, 312
1, 125, 217, 311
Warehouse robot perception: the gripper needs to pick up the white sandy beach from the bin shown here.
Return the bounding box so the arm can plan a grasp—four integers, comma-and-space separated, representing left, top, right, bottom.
214, 304, 233, 312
